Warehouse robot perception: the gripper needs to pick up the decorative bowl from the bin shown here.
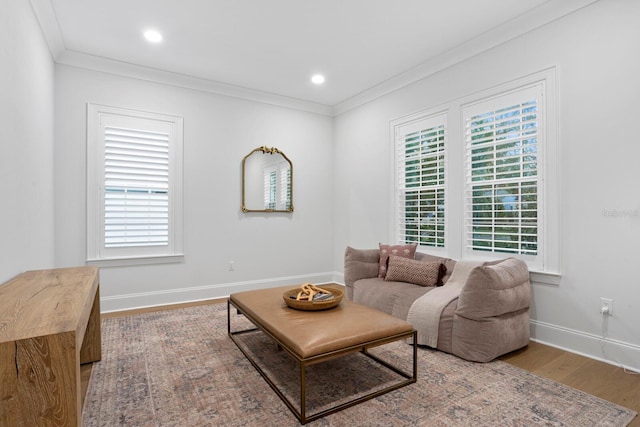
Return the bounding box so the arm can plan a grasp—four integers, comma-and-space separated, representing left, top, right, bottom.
283, 285, 344, 311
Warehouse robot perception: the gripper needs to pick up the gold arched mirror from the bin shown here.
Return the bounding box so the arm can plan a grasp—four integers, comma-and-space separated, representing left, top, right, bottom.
242, 146, 293, 212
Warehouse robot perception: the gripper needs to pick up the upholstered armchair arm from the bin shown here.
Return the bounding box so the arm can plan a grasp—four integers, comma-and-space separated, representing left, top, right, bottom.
455, 257, 531, 320
343, 246, 379, 299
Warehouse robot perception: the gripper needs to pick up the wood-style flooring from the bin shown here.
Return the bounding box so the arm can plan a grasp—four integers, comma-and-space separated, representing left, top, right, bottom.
500, 341, 640, 426
81, 299, 640, 426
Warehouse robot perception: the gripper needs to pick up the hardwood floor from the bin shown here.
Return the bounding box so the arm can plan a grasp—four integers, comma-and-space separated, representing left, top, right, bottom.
499, 341, 640, 426
82, 300, 640, 425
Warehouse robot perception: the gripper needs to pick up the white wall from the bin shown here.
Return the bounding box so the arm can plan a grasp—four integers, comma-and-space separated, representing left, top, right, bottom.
333, 0, 640, 371
0, 0, 55, 283
54, 66, 334, 311
8, 0, 638, 371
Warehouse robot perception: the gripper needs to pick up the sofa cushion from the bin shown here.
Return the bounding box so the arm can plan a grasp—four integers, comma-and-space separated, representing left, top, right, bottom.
456, 257, 531, 320
384, 255, 446, 287
353, 277, 458, 350
378, 243, 417, 278
344, 246, 380, 299
353, 277, 432, 319
344, 247, 379, 283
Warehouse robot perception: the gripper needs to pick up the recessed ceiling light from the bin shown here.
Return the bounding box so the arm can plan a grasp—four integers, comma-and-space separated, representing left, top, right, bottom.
144, 29, 163, 43
311, 74, 325, 85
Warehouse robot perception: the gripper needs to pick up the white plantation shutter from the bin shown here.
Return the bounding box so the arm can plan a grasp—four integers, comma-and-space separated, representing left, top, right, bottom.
263, 168, 277, 209
261, 160, 291, 211
104, 127, 169, 247
395, 113, 446, 247
87, 104, 183, 265
390, 71, 556, 275
463, 84, 542, 256
279, 163, 291, 210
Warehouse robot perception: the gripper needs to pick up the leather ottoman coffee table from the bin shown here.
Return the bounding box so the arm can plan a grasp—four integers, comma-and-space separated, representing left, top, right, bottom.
227, 284, 417, 424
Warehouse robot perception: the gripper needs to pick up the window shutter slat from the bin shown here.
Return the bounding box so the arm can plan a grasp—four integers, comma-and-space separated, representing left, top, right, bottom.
463, 85, 541, 256
104, 125, 170, 248
396, 113, 447, 248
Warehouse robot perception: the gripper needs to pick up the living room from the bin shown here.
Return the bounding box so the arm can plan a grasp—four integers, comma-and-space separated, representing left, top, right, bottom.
2, 0, 639, 422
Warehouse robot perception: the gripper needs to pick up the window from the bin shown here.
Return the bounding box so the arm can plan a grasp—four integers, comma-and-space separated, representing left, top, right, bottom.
463, 84, 542, 261
392, 69, 559, 277
87, 104, 184, 266
395, 113, 447, 248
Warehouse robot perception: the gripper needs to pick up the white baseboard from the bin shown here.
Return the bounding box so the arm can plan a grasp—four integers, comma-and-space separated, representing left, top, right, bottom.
530, 319, 640, 373
100, 272, 338, 313
101, 274, 639, 373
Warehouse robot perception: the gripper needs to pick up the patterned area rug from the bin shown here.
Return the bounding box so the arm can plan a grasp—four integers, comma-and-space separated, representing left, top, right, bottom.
83, 303, 636, 426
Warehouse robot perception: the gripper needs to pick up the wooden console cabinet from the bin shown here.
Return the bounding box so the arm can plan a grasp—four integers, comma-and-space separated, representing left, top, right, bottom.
0, 267, 101, 427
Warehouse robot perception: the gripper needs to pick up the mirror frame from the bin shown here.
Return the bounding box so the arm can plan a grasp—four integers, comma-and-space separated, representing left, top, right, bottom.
241, 146, 294, 213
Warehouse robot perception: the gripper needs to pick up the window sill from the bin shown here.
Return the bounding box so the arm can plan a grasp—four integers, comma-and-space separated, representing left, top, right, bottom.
529, 270, 561, 286
86, 254, 185, 268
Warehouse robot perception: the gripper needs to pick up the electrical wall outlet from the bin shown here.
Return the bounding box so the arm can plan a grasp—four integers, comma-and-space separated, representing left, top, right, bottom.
228, 261, 235, 271
600, 298, 613, 316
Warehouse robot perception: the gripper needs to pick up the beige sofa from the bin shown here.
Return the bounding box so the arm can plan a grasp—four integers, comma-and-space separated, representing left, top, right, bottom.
344, 246, 531, 362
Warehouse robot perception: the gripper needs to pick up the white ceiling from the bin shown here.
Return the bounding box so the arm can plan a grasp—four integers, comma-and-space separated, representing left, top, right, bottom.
31, 0, 596, 114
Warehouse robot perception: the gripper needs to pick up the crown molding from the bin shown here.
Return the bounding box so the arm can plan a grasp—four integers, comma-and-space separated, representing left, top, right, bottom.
332, 0, 599, 116
30, 0, 598, 117
56, 50, 334, 116
28, 0, 333, 116
29, 0, 65, 59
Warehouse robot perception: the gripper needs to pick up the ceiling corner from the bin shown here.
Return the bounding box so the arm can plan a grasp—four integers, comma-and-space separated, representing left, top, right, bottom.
29, 0, 65, 60
332, 0, 600, 116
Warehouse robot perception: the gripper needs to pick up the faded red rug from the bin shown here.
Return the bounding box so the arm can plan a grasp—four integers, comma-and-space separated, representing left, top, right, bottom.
83, 303, 636, 426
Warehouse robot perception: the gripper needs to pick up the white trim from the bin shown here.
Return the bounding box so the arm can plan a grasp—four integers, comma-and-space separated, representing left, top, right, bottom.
393, 111, 448, 249
28, 0, 65, 59
333, 0, 598, 115
531, 319, 640, 373
87, 103, 184, 264
28, 2, 332, 115
530, 270, 561, 286
390, 106, 451, 252
462, 83, 544, 266
100, 272, 337, 313
30, 0, 596, 117
458, 68, 560, 273
388, 68, 559, 274
58, 52, 334, 116
457, 68, 558, 272
87, 254, 184, 268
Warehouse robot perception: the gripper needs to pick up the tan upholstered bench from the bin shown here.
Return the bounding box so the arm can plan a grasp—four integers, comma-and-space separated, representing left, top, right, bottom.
228, 284, 417, 424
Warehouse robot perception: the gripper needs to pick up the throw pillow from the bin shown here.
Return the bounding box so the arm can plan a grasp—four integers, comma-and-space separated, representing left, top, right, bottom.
384, 255, 446, 287
378, 243, 417, 278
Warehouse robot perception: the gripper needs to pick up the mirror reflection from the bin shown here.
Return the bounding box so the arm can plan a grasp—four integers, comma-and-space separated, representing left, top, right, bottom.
242, 146, 293, 212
